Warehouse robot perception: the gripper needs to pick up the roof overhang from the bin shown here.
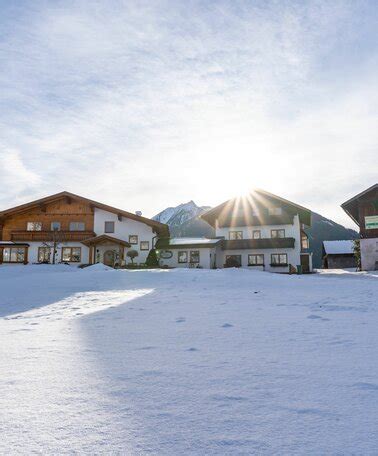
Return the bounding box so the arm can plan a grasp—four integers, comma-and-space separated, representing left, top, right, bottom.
0, 191, 169, 237
341, 183, 378, 227
201, 189, 312, 228
81, 234, 131, 247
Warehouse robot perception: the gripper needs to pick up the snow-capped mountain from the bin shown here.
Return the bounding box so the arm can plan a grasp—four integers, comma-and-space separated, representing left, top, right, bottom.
153, 201, 211, 233
153, 201, 358, 268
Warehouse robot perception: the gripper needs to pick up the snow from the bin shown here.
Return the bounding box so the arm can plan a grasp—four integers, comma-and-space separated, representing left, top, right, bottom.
323, 240, 354, 254
153, 201, 203, 226
1, 266, 377, 454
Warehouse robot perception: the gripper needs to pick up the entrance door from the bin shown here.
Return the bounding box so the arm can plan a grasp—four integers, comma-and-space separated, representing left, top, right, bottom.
300, 254, 310, 273
103, 250, 115, 267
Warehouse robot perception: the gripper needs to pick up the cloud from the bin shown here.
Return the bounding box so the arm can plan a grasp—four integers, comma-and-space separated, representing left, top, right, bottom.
0, 0, 376, 226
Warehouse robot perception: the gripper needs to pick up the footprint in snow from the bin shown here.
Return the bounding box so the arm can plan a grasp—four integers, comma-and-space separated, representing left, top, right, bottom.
186, 347, 199, 352
222, 323, 233, 328
176, 317, 186, 323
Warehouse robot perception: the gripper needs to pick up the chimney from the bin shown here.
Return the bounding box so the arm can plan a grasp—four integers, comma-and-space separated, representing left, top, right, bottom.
135, 211, 142, 216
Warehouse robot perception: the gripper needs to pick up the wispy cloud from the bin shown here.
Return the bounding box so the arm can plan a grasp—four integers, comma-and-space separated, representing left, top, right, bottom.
0, 0, 376, 226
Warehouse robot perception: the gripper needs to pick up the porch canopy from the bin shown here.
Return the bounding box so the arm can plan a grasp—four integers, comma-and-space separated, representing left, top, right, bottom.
81, 234, 131, 248
81, 234, 131, 265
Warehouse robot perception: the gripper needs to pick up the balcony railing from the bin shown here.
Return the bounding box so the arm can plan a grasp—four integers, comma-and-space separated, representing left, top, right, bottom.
10, 231, 96, 242
222, 237, 295, 250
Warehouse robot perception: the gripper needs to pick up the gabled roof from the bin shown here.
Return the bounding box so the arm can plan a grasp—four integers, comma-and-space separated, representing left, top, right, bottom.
323, 240, 354, 255
0, 191, 169, 237
341, 183, 378, 226
200, 188, 311, 227
81, 234, 131, 247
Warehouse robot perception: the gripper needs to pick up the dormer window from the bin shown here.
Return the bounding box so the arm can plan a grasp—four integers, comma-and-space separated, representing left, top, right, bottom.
269, 207, 282, 216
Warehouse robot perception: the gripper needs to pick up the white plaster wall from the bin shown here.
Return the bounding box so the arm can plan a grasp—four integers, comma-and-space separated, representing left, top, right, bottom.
94, 208, 155, 264
214, 215, 302, 272
360, 238, 378, 271
219, 247, 301, 273
159, 248, 215, 269
27, 242, 90, 265
215, 215, 301, 241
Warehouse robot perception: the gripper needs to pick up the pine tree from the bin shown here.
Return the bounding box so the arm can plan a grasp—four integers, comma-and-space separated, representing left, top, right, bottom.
146, 249, 159, 267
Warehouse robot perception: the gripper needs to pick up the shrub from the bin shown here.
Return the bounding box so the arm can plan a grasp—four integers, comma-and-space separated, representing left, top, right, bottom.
126, 249, 139, 264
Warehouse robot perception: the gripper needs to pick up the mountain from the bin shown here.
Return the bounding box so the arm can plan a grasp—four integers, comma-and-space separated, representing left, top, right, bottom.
153, 202, 358, 268
153, 201, 212, 235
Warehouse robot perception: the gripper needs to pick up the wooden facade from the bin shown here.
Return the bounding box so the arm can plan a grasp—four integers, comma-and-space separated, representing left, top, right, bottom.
342, 184, 378, 238
0, 199, 95, 242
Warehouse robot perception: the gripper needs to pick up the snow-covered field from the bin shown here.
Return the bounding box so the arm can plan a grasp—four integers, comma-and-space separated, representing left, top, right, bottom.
0, 265, 377, 455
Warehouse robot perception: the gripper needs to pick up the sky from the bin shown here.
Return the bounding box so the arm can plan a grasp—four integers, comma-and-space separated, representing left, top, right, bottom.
0, 0, 377, 228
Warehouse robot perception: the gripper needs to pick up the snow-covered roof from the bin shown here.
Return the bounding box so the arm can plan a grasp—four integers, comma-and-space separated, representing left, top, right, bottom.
156, 237, 222, 249
323, 240, 354, 255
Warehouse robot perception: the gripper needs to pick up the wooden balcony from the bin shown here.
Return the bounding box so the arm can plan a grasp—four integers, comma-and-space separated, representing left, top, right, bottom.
10, 230, 96, 242
222, 237, 295, 250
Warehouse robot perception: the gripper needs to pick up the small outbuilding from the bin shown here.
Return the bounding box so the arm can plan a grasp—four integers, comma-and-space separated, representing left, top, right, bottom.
322, 240, 356, 269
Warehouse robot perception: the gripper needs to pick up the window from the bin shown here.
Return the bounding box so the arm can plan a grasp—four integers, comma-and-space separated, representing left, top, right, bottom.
248, 254, 264, 266
225, 255, 242, 267
38, 247, 51, 263
2, 247, 26, 263
229, 231, 243, 240
27, 222, 42, 231
51, 221, 61, 231
140, 241, 149, 251
269, 207, 282, 216
190, 250, 200, 263
178, 251, 188, 263
271, 253, 288, 266
104, 221, 115, 233
301, 233, 309, 249
251, 209, 259, 216
62, 247, 81, 262
252, 230, 261, 239
129, 235, 138, 244
69, 222, 85, 231
271, 229, 285, 238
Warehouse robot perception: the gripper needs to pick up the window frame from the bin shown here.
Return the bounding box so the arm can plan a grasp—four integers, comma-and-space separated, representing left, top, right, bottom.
140, 241, 150, 251
51, 221, 61, 231
61, 247, 82, 263
129, 235, 138, 245
229, 230, 243, 240
1, 246, 27, 263
104, 221, 115, 233
301, 233, 309, 249
69, 222, 85, 232
270, 253, 288, 266
248, 254, 264, 266
271, 229, 285, 238
26, 222, 42, 231
178, 251, 188, 263
38, 246, 51, 263
190, 250, 200, 263
252, 230, 261, 239
225, 255, 242, 267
